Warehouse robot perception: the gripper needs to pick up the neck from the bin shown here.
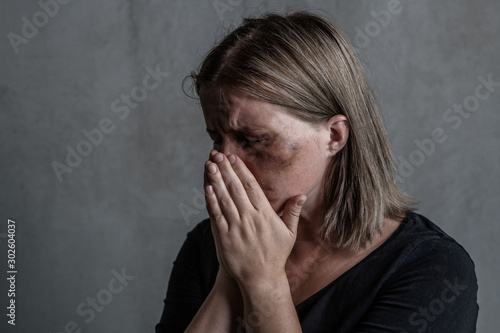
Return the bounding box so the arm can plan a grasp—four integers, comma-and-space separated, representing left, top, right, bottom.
289, 199, 330, 262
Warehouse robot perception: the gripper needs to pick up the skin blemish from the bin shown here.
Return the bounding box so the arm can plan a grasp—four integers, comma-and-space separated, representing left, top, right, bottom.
257, 137, 301, 171
286, 140, 299, 151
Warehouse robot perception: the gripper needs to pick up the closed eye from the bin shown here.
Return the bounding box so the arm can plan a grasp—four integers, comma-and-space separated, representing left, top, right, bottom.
206, 128, 268, 150
245, 138, 265, 143
237, 135, 267, 149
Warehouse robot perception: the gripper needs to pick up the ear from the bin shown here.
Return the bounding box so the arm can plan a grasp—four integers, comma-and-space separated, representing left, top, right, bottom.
325, 115, 349, 156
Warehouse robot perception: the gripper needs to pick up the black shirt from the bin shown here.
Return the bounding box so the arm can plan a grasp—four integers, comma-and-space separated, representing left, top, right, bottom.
156, 212, 478, 332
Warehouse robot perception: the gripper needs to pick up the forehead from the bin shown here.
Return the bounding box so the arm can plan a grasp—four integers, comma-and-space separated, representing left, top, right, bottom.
200, 88, 281, 132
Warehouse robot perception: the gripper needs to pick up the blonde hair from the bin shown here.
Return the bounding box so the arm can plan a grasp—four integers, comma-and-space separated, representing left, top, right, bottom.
189, 12, 415, 250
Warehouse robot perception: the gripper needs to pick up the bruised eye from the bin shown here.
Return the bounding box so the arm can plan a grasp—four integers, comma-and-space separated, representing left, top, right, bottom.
206, 130, 268, 150
237, 135, 267, 149
245, 138, 265, 144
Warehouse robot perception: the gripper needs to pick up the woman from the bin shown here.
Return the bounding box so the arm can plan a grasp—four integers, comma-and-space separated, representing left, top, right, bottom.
156, 12, 478, 332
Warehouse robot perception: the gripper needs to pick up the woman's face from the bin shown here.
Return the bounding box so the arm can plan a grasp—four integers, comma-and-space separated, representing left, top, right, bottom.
200, 88, 337, 215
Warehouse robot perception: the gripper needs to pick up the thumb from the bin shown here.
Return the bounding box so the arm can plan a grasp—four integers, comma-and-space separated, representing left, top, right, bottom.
281, 194, 307, 234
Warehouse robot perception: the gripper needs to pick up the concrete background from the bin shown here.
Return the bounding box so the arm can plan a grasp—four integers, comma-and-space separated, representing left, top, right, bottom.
0, 0, 498, 332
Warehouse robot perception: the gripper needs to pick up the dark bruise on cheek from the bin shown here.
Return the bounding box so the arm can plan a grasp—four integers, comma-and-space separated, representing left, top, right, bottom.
258, 138, 300, 171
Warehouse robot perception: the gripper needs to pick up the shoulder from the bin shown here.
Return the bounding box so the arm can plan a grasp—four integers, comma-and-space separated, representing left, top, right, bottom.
185, 218, 212, 241
171, 218, 215, 267
176, 218, 215, 261
171, 218, 218, 292
354, 212, 478, 332
362, 212, 477, 288
386, 212, 478, 315
391, 212, 476, 273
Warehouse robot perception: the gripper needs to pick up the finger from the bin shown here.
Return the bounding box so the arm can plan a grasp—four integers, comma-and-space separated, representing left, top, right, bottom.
226, 154, 271, 210
204, 163, 210, 189
210, 153, 252, 213
204, 150, 218, 188
281, 195, 307, 235
205, 184, 229, 233
206, 160, 241, 224
206, 185, 232, 274
207, 196, 225, 264
209, 149, 218, 158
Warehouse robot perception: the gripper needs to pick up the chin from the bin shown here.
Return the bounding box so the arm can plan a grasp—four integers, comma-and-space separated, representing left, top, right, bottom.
269, 199, 287, 216
261, 188, 287, 214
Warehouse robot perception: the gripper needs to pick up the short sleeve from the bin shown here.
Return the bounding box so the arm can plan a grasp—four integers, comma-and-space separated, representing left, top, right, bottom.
155, 220, 218, 333
354, 238, 478, 333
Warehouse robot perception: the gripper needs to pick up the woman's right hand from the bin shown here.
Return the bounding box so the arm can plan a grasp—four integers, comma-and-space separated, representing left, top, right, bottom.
183, 155, 243, 333
205, 150, 242, 297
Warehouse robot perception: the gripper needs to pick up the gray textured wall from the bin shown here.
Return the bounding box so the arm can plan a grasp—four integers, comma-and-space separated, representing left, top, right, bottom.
1, 0, 498, 332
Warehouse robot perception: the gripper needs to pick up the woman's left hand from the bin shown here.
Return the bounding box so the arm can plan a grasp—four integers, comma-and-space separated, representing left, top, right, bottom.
204, 151, 307, 289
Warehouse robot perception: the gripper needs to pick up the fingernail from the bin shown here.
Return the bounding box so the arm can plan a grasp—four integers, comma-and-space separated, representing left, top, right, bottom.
297, 200, 305, 207
227, 154, 236, 164
207, 163, 217, 174
205, 185, 214, 195
214, 153, 224, 163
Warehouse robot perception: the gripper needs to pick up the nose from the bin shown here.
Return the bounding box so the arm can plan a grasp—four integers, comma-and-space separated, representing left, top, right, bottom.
219, 137, 240, 156
219, 138, 239, 157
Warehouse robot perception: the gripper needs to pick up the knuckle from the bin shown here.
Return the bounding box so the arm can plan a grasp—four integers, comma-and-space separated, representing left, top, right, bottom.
229, 182, 245, 196
219, 196, 233, 209
212, 211, 224, 222
243, 180, 260, 191
208, 175, 221, 184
